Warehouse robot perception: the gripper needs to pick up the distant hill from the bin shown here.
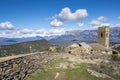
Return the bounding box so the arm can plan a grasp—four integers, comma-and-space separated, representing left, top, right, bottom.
49, 38, 73, 47
53, 27, 120, 43
0, 36, 43, 45
58, 30, 98, 42
0, 39, 52, 57
0, 27, 120, 46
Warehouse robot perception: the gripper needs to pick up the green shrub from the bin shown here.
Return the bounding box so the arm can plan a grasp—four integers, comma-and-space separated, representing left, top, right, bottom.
111, 54, 119, 60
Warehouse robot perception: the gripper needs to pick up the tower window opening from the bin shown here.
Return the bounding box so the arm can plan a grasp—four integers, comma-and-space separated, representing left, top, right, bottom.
101, 33, 103, 38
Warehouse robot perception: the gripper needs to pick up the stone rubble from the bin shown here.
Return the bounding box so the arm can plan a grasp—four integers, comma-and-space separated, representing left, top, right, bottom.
0, 52, 62, 80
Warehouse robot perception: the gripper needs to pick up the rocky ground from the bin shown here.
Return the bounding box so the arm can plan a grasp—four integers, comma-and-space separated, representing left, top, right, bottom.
27, 53, 120, 80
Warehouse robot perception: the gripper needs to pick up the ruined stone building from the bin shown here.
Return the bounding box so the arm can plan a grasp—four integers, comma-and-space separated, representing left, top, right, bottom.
66, 26, 113, 55
78, 42, 92, 54
90, 26, 112, 54
98, 26, 110, 48
65, 42, 92, 55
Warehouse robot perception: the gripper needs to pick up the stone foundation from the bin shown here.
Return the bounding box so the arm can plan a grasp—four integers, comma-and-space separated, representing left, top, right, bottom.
0, 52, 60, 80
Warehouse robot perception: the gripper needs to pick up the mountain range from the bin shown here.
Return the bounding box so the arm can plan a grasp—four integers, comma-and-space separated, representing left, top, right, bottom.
50, 27, 120, 46
0, 27, 120, 45
59, 27, 120, 42
0, 36, 43, 45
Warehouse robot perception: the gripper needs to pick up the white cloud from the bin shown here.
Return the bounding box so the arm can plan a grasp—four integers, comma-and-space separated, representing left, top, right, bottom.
100, 23, 110, 26
19, 29, 46, 37
97, 16, 106, 22
59, 7, 88, 21
90, 20, 101, 26
48, 28, 65, 36
90, 16, 106, 26
0, 21, 14, 29
49, 7, 88, 27
90, 16, 109, 28
77, 22, 84, 27
50, 19, 63, 27
112, 24, 120, 27
20, 29, 45, 34
0, 28, 66, 38
92, 23, 110, 29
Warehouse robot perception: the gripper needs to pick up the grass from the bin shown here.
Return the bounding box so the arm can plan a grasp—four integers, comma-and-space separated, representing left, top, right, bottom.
85, 62, 120, 80
0, 39, 51, 57
27, 58, 106, 80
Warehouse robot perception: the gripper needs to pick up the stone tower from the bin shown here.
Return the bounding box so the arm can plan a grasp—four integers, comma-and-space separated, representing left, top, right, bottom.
98, 26, 110, 48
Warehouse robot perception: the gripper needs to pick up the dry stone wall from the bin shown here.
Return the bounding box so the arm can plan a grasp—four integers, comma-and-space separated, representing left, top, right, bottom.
0, 52, 60, 80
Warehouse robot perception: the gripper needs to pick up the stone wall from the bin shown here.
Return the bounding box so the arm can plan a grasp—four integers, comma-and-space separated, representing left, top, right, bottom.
0, 52, 61, 80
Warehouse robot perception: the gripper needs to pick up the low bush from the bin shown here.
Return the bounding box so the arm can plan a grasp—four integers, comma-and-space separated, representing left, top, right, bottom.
111, 54, 119, 61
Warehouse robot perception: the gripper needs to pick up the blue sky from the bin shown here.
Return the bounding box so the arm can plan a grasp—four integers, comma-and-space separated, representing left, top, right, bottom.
0, 0, 120, 38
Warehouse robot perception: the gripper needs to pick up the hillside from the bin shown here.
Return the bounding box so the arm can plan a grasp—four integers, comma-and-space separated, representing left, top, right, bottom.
112, 43, 120, 52
0, 39, 52, 57
49, 39, 74, 47
27, 53, 120, 80
0, 36, 43, 45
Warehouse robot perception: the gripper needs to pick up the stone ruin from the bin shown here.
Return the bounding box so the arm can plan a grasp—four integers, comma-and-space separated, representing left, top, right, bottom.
0, 52, 62, 80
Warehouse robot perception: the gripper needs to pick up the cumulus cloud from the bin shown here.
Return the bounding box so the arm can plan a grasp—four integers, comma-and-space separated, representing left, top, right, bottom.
77, 22, 84, 27
90, 16, 106, 26
100, 23, 110, 26
97, 16, 106, 22
90, 16, 109, 28
19, 29, 46, 37
49, 7, 88, 27
48, 28, 65, 36
0, 21, 14, 29
20, 29, 45, 34
59, 7, 88, 21
0, 28, 66, 38
50, 19, 63, 27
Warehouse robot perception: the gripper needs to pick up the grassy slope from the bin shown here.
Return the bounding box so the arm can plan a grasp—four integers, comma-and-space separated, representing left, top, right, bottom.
0, 39, 52, 57
27, 58, 105, 80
